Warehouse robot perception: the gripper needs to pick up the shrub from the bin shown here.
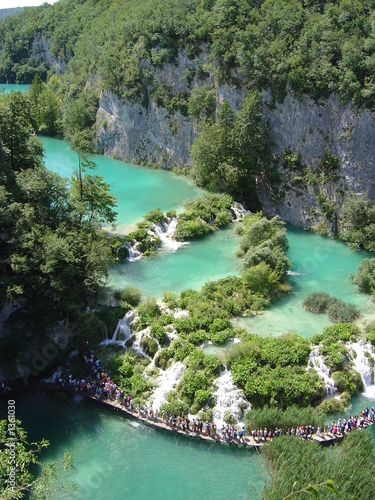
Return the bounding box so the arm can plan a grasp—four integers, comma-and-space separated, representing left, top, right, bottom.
160, 399, 189, 417
154, 348, 174, 370
140, 336, 159, 357
209, 328, 232, 344
163, 291, 178, 308
331, 369, 363, 395
353, 258, 375, 294
137, 297, 161, 327
150, 324, 169, 346
245, 405, 325, 432
118, 286, 142, 306
174, 218, 213, 241
303, 292, 331, 312
187, 329, 208, 345
143, 208, 165, 224
326, 298, 359, 323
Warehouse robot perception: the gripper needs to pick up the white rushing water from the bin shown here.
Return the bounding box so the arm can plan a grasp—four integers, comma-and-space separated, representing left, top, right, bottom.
100, 310, 137, 348
212, 368, 250, 428
151, 217, 186, 252
308, 346, 336, 395
132, 327, 153, 360
231, 202, 247, 221
350, 341, 375, 398
123, 241, 143, 261
149, 361, 186, 410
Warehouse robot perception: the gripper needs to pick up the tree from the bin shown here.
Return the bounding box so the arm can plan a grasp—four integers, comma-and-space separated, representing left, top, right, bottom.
0, 92, 41, 172
191, 92, 269, 206
70, 130, 117, 226
0, 419, 76, 499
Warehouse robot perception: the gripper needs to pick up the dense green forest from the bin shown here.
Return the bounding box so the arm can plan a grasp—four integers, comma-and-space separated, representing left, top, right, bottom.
0, 90, 116, 374
2, 0, 375, 105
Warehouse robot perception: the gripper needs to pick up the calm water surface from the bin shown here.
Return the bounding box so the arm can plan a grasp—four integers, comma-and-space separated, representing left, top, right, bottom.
1, 394, 268, 500
237, 227, 373, 338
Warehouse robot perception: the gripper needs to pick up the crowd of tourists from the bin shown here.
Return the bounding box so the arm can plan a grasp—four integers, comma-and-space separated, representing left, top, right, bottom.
51, 348, 375, 445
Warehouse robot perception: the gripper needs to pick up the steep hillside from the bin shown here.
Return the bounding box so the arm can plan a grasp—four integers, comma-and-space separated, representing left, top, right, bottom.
1, 0, 375, 235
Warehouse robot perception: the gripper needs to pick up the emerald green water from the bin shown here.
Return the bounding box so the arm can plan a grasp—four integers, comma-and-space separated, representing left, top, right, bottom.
109, 225, 241, 297
1, 394, 268, 499
0, 83, 30, 93
41, 137, 205, 233
237, 227, 373, 338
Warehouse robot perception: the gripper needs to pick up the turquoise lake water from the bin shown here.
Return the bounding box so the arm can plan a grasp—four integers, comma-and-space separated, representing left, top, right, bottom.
0, 83, 30, 93
41, 136, 205, 233
1, 84, 375, 499
1, 394, 268, 500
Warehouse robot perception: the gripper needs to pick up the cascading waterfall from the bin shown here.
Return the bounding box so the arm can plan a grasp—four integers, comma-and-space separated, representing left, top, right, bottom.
100, 310, 137, 348
149, 361, 186, 410
308, 346, 336, 395
150, 217, 185, 252
125, 241, 143, 261
231, 202, 247, 221
132, 327, 152, 360
212, 368, 250, 428
350, 341, 375, 398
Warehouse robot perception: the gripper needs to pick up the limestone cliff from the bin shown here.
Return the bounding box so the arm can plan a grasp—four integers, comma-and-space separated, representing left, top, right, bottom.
96, 81, 375, 231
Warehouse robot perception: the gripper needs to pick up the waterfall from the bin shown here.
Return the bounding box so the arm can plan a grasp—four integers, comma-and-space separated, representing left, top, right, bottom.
149, 361, 186, 411
173, 309, 189, 319
231, 202, 247, 221
212, 368, 250, 428
350, 341, 375, 398
126, 241, 143, 261
131, 327, 153, 361
308, 346, 336, 395
165, 325, 178, 341
151, 217, 186, 252
99, 310, 137, 348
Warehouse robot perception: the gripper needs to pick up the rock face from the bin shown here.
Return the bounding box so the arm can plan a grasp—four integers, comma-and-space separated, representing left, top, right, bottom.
31, 34, 67, 74
96, 90, 195, 168
96, 51, 212, 168
258, 92, 375, 229
95, 56, 375, 227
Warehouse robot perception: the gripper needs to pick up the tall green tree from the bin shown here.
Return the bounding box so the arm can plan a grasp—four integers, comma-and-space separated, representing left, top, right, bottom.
191, 91, 269, 206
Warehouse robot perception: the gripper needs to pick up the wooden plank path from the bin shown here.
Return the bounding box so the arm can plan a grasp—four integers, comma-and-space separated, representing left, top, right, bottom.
9, 383, 375, 448
30, 383, 262, 449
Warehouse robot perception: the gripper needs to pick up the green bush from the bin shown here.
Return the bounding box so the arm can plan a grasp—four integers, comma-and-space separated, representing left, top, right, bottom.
163, 291, 178, 309
331, 369, 363, 395
326, 298, 359, 323
154, 348, 174, 370
353, 258, 375, 294
150, 323, 169, 346
263, 433, 375, 499
174, 218, 213, 241
143, 208, 165, 224
118, 286, 142, 306
187, 329, 208, 345
140, 335, 159, 357
160, 399, 188, 417
303, 292, 331, 312
137, 297, 161, 328
245, 405, 325, 432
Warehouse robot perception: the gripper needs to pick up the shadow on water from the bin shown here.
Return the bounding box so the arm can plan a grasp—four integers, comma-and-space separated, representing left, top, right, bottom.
1, 393, 268, 500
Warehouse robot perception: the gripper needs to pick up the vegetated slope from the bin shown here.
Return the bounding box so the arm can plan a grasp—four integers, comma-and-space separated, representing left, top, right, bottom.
3, 1, 375, 236
1, 0, 375, 106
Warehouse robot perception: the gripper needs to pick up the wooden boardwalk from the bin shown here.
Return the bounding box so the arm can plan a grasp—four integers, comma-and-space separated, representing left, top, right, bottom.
29, 383, 375, 448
